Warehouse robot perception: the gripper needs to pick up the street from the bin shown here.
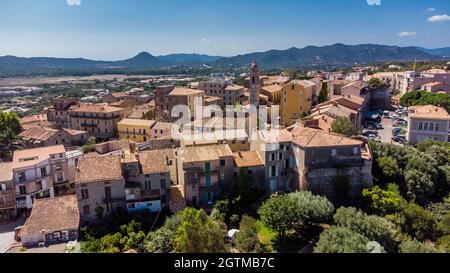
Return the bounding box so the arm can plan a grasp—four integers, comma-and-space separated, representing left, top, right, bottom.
379, 114, 394, 144
0, 217, 25, 253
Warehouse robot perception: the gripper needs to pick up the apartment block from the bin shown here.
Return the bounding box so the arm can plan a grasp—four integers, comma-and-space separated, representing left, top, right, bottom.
155, 86, 205, 123
123, 148, 175, 212
407, 105, 450, 145
117, 118, 155, 143
281, 80, 318, 126
12, 145, 73, 210
177, 144, 234, 209
68, 103, 129, 141
46, 97, 78, 128
0, 162, 16, 221
75, 155, 126, 224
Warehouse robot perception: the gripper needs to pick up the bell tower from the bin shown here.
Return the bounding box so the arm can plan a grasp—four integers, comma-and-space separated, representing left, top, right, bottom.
249, 61, 260, 108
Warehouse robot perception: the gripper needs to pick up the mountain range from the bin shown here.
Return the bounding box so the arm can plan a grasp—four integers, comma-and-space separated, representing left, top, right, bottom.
0, 43, 448, 76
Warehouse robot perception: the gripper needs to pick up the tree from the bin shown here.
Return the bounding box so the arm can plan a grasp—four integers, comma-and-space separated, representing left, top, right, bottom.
333, 207, 399, 252
145, 228, 176, 253
398, 238, 439, 253
331, 117, 359, 137
0, 111, 22, 134
258, 192, 334, 237
366, 78, 386, 90
318, 82, 328, 104
400, 90, 450, 109
362, 184, 407, 215
314, 227, 372, 253
235, 215, 262, 253
437, 235, 450, 252
376, 156, 402, 179
282, 69, 297, 79
0, 128, 22, 160
81, 137, 97, 154
400, 203, 439, 241
404, 170, 435, 204
174, 208, 228, 253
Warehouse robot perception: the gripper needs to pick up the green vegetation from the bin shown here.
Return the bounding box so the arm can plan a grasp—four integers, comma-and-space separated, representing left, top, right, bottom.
258, 191, 334, 238
81, 137, 97, 154
400, 90, 450, 109
362, 184, 407, 216
314, 227, 372, 253
331, 117, 359, 137
0, 111, 22, 160
366, 77, 387, 90
235, 215, 263, 253
318, 81, 328, 104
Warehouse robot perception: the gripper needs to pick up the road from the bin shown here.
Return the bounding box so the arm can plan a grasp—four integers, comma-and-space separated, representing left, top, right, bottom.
379, 115, 394, 144
0, 217, 26, 253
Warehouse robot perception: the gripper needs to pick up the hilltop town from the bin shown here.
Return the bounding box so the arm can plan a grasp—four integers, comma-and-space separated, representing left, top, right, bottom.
1, 60, 449, 254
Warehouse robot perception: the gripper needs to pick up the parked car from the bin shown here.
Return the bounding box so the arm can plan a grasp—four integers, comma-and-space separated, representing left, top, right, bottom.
392, 136, 407, 144
383, 111, 390, 117
376, 123, 383, 130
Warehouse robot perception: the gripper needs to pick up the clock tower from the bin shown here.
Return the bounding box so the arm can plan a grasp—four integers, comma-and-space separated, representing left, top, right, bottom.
249, 61, 260, 108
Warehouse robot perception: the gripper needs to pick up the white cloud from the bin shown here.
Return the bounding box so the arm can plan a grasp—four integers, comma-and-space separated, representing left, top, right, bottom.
366, 0, 381, 6
427, 14, 450, 22
200, 38, 211, 43
427, 7, 436, 12
66, 0, 81, 6
398, 32, 416, 37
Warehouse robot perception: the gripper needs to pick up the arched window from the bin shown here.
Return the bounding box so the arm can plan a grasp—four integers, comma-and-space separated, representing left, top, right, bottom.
252, 77, 255, 85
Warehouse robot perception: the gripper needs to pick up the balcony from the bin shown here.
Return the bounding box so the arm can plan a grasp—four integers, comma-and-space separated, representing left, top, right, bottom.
0, 200, 16, 210
102, 197, 126, 203
0, 189, 14, 197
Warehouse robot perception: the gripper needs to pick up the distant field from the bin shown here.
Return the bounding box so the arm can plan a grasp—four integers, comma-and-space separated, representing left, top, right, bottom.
0, 74, 167, 87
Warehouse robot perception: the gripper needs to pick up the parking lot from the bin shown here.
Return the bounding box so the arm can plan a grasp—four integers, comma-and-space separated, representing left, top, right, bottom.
362, 107, 408, 145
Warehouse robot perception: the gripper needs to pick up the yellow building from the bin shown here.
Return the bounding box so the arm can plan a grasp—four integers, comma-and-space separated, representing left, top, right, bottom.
281, 80, 318, 126
117, 119, 155, 143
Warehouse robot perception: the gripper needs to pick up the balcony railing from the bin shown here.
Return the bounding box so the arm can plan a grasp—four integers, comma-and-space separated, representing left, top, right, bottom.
0, 201, 16, 209
102, 197, 126, 203
0, 189, 14, 197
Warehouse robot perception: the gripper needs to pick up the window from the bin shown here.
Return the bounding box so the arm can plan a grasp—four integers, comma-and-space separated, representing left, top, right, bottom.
353, 147, 359, 155
430, 123, 434, 131
435, 123, 440, 131
279, 153, 283, 160
271, 153, 276, 161
220, 159, 226, 167
248, 170, 253, 175
160, 179, 166, 189
331, 149, 337, 157
36, 181, 43, 191
105, 187, 111, 200
19, 185, 26, 195
40, 167, 47, 177
81, 189, 89, 200
271, 166, 277, 177
83, 205, 90, 215
424, 123, 429, 131
418, 123, 423, 130
18, 172, 26, 183
0, 183, 6, 191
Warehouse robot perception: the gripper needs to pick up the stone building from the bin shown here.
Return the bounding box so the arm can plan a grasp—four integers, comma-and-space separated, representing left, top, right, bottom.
75, 155, 126, 224
68, 103, 129, 141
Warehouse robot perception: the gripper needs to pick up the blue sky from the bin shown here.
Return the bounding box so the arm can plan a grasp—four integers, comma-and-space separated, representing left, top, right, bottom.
0, 0, 449, 60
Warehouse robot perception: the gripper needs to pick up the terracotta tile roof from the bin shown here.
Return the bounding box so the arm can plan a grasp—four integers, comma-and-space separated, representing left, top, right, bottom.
152, 122, 177, 131
179, 144, 233, 163
12, 145, 66, 170
423, 82, 443, 87
258, 129, 293, 143
224, 84, 244, 91
18, 195, 79, 237
20, 114, 47, 125
290, 126, 362, 148
75, 155, 123, 184
118, 118, 156, 127
233, 151, 264, 168
62, 128, 88, 136
139, 149, 174, 174
422, 69, 449, 75
110, 92, 128, 98
204, 95, 222, 103
409, 105, 450, 120
261, 84, 282, 94
69, 103, 125, 114
169, 87, 204, 96
0, 162, 13, 182
19, 126, 59, 141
